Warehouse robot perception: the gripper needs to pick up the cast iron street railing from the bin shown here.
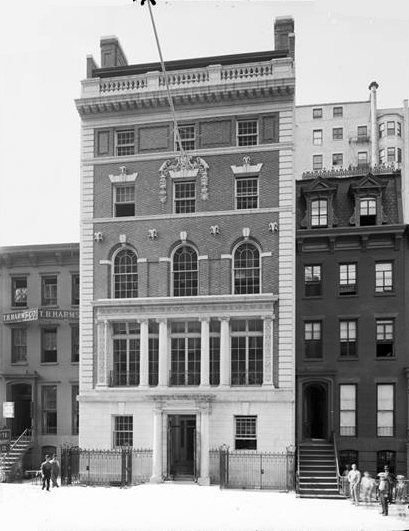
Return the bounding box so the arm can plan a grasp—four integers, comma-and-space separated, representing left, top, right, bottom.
217, 446, 295, 490
61, 447, 152, 486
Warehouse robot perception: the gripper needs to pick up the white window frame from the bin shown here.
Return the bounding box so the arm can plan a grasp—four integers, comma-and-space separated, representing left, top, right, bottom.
313, 129, 323, 145
113, 184, 135, 218
332, 127, 343, 140
375, 262, 393, 293
232, 241, 261, 295
235, 415, 257, 450
377, 384, 394, 437
173, 180, 196, 214
112, 247, 138, 299
357, 151, 368, 165
235, 176, 259, 210
340, 384, 356, 436
175, 124, 195, 151
236, 119, 259, 146
115, 129, 135, 157
311, 199, 328, 227
313, 154, 323, 171
171, 244, 199, 297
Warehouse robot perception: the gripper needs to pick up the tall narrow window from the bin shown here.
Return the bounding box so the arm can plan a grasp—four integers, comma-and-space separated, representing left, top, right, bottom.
379, 123, 385, 138
235, 177, 259, 209
237, 120, 258, 146
115, 130, 135, 156
210, 320, 220, 386
379, 149, 386, 165
357, 126, 367, 140
42, 276, 57, 306
397, 122, 402, 137
375, 262, 393, 293
386, 121, 395, 136
313, 154, 323, 171
112, 322, 140, 386
357, 152, 368, 166
41, 328, 57, 363
339, 263, 357, 295
235, 416, 257, 450
304, 321, 322, 358
304, 265, 322, 297
376, 319, 394, 357
359, 198, 376, 226
12, 277, 27, 307
72, 385, 79, 436
71, 274, 80, 306
233, 243, 260, 294
176, 124, 195, 151
311, 199, 327, 227
170, 321, 201, 386
174, 181, 196, 214
113, 416, 133, 447
148, 321, 159, 387
387, 147, 396, 162
42, 386, 57, 435
340, 384, 356, 436
114, 185, 135, 217
173, 246, 198, 297
313, 130, 323, 145
11, 328, 27, 363
71, 325, 79, 363
231, 319, 263, 386
340, 321, 357, 358
377, 384, 394, 436
113, 249, 138, 299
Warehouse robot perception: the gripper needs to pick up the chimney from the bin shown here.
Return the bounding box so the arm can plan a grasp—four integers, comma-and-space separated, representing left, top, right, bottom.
369, 81, 379, 166
100, 36, 128, 68
274, 16, 295, 55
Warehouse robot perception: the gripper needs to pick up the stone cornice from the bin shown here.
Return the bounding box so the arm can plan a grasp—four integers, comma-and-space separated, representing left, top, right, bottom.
76, 80, 295, 117
93, 294, 277, 320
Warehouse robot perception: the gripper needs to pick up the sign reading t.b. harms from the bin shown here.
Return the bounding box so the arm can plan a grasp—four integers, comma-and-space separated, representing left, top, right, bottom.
3, 308, 79, 324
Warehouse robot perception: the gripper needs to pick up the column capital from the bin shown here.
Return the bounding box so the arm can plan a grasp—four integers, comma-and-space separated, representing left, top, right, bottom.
156, 318, 168, 325
138, 318, 149, 325
262, 314, 275, 321
199, 316, 211, 323
219, 316, 230, 322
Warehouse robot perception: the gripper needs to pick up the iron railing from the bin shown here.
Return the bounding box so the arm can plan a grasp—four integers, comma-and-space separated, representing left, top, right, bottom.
218, 446, 295, 491
61, 447, 152, 487
333, 431, 342, 494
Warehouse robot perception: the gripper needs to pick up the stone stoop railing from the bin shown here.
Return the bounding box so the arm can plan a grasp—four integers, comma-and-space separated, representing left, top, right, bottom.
0, 429, 34, 482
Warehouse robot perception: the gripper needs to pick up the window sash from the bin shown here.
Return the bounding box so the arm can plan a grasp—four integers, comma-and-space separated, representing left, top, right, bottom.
332, 128, 343, 140
174, 181, 196, 214
313, 130, 323, 145
313, 155, 323, 170
113, 415, 133, 447
12, 277, 27, 307
235, 177, 259, 209
332, 153, 343, 166
235, 416, 257, 450
42, 386, 57, 435
176, 124, 195, 151
311, 199, 327, 227
42, 277, 57, 306
12, 328, 27, 363
377, 384, 394, 436
375, 263, 393, 292
116, 130, 135, 156
237, 120, 258, 146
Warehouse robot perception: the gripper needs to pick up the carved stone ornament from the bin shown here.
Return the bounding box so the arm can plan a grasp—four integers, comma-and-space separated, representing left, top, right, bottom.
210, 225, 220, 235
94, 232, 104, 242
159, 155, 209, 203
268, 222, 279, 233
148, 229, 158, 240
231, 156, 263, 175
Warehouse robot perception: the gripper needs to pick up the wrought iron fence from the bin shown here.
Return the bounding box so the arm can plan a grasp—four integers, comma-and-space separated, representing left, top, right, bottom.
218, 447, 295, 491
61, 447, 152, 487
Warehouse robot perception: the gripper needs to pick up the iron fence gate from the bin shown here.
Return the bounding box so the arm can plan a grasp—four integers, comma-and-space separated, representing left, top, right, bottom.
219, 447, 295, 491
61, 447, 152, 487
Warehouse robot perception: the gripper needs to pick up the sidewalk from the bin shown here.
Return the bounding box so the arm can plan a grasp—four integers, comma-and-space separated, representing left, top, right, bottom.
1, 482, 409, 531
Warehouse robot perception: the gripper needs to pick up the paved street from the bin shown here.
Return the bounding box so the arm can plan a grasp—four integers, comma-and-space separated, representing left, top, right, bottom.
1, 482, 409, 531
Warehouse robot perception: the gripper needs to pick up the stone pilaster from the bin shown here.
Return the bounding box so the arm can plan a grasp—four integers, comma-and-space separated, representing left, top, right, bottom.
262, 316, 274, 387
96, 320, 108, 388
200, 318, 210, 388
219, 317, 230, 387
139, 319, 149, 387
150, 405, 163, 483
198, 405, 210, 485
158, 319, 168, 387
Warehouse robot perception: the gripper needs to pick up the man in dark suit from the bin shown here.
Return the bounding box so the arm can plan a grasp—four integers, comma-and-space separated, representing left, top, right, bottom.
40, 454, 52, 491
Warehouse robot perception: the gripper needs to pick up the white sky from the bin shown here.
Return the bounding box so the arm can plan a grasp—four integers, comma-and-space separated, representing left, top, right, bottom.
0, 0, 408, 247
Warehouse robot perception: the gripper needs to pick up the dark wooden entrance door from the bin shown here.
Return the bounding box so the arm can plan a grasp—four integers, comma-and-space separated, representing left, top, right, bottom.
10, 383, 32, 437
302, 383, 327, 440
167, 414, 196, 479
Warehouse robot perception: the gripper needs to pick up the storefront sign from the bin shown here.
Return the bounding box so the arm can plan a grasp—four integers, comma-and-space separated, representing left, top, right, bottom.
3, 308, 38, 323
3, 308, 79, 324
2, 402, 14, 419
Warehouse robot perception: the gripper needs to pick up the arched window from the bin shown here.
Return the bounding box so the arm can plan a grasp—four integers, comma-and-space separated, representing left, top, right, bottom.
173, 246, 198, 296
113, 249, 138, 299
233, 242, 260, 294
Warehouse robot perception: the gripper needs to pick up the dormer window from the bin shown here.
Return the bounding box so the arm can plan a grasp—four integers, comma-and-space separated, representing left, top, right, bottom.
359, 197, 377, 226
311, 199, 328, 227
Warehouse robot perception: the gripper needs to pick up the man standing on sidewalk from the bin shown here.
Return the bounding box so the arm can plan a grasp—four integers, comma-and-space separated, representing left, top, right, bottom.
347, 463, 361, 506
378, 472, 389, 515
40, 454, 52, 491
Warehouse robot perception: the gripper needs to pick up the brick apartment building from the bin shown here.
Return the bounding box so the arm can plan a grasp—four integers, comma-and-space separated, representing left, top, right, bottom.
294, 85, 409, 494
75, 17, 296, 484
0, 243, 79, 473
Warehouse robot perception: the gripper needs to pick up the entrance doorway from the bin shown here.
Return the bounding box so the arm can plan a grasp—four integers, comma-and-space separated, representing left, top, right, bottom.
167, 415, 196, 479
302, 383, 327, 440
10, 383, 32, 437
